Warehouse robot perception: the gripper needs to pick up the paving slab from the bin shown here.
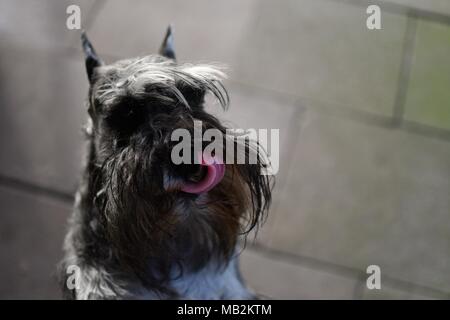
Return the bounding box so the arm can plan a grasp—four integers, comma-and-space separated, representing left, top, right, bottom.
240, 248, 357, 299
235, 0, 407, 117
268, 109, 450, 292
404, 19, 450, 131
0, 186, 70, 299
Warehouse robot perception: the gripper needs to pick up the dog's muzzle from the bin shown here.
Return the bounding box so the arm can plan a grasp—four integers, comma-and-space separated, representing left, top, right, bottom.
180, 153, 225, 194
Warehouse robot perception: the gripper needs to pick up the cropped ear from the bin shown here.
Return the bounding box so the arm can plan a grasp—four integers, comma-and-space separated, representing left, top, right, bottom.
159, 25, 176, 60
81, 31, 103, 83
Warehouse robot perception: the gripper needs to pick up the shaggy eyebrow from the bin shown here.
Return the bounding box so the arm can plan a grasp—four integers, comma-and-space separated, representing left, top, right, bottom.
94, 56, 229, 110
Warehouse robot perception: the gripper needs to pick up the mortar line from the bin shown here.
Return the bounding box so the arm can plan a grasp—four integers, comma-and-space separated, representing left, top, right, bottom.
0, 174, 74, 204
392, 12, 418, 126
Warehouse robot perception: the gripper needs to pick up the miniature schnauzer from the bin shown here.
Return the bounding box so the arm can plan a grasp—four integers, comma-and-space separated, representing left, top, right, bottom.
60, 26, 272, 299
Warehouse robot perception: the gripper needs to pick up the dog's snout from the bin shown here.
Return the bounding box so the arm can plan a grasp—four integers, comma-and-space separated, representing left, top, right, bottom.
173, 164, 207, 183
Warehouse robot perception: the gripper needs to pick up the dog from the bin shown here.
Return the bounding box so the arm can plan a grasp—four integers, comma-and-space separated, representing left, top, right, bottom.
60, 26, 272, 299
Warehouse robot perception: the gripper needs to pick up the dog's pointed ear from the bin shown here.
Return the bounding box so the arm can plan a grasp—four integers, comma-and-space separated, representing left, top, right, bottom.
159, 25, 176, 60
81, 31, 103, 83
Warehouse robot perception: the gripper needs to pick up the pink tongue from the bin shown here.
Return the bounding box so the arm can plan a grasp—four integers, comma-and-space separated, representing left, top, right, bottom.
181, 154, 225, 194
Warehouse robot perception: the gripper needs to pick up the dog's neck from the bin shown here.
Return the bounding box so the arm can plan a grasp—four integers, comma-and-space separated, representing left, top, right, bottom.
138, 257, 253, 299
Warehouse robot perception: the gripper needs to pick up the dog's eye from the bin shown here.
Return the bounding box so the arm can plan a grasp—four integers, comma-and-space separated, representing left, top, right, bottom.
106, 104, 147, 134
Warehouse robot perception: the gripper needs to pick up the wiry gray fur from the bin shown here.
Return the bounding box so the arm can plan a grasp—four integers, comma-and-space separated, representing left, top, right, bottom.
94, 56, 228, 108
59, 31, 272, 300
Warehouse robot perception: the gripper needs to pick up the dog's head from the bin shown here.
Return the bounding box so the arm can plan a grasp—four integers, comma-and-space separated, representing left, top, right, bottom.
81, 27, 272, 288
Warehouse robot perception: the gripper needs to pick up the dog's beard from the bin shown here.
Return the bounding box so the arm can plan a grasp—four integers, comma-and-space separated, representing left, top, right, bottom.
91, 131, 272, 292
